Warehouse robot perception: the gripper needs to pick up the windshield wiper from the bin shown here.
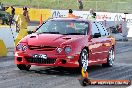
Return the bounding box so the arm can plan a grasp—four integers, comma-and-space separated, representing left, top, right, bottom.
37, 32, 61, 34
64, 33, 84, 35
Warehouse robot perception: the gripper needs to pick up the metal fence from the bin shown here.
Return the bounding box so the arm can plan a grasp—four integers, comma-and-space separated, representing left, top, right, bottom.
83, 1, 132, 13
1, 0, 132, 13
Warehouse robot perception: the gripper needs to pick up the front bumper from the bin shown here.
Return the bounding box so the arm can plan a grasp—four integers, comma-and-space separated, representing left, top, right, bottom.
14, 51, 80, 67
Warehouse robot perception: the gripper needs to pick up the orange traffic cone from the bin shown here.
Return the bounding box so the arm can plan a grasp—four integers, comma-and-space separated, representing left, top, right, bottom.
81, 67, 89, 78
78, 67, 90, 86
40, 14, 42, 25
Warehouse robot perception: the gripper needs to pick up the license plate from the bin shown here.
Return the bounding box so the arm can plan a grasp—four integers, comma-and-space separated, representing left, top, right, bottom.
33, 54, 47, 59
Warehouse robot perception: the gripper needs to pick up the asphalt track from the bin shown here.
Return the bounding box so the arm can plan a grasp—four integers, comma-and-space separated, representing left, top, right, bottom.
0, 41, 132, 88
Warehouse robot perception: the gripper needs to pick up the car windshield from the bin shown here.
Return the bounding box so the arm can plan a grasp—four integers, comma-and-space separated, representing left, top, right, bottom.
36, 20, 89, 35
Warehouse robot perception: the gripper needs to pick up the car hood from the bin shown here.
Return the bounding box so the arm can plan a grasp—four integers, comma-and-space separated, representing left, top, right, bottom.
25, 34, 85, 47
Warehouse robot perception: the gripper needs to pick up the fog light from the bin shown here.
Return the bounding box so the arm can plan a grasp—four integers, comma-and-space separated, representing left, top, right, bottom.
15, 53, 18, 56
67, 56, 74, 59
17, 57, 22, 62
61, 59, 66, 64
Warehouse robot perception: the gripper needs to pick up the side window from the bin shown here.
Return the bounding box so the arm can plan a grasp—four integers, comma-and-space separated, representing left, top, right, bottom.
101, 23, 109, 36
96, 22, 105, 36
96, 22, 109, 36
91, 22, 100, 35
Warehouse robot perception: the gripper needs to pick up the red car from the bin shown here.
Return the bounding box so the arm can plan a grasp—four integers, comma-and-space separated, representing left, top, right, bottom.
15, 18, 116, 71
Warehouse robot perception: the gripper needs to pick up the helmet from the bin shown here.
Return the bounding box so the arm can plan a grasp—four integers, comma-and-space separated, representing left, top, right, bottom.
23, 7, 27, 10
69, 9, 73, 13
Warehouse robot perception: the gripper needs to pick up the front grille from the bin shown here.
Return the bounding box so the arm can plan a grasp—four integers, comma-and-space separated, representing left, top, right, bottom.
26, 58, 56, 64
28, 45, 56, 51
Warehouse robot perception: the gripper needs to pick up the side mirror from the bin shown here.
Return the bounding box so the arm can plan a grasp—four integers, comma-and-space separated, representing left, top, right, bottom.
27, 27, 39, 34
27, 31, 33, 34
93, 33, 101, 38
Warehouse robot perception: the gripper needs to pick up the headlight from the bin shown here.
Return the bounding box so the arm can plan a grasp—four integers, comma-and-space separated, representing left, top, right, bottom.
16, 44, 23, 51
56, 47, 62, 53
16, 44, 28, 51
22, 45, 28, 51
65, 46, 71, 53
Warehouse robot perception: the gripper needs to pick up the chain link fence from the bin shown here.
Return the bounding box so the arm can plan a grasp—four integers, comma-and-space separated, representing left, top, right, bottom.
85, 1, 132, 13
1, 0, 132, 13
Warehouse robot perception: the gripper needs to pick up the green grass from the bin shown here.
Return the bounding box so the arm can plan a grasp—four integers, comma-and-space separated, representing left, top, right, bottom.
0, 0, 132, 13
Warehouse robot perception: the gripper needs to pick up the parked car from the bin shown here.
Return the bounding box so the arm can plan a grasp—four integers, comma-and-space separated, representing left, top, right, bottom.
14, 18, 116, 71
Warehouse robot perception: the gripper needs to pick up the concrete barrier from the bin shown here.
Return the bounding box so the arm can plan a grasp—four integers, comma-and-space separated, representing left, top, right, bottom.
0, 39, 7, 56
6, 7, 52, 21
0, 27, 17, 48
29, 8, 52, 21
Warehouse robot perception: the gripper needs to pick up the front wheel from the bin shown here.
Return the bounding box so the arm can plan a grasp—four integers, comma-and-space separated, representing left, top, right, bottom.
79, 49, 88, 72
102, 48, 115, 67
17, 64, 31, 71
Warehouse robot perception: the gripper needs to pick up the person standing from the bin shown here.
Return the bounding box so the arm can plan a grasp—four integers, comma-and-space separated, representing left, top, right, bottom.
88, 9, 96, 20
77, 0, 83, 11
15, 7, 30, 45
23, 7, 30, 23
67, 9, 77, 18
0, 3, 5, 11
10, 6, 15, 24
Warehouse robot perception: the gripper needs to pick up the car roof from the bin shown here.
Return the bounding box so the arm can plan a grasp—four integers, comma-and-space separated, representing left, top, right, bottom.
49, 17, 91, 22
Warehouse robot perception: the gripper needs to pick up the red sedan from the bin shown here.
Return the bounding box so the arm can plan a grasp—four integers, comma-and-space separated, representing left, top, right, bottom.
15, 18, 115, 71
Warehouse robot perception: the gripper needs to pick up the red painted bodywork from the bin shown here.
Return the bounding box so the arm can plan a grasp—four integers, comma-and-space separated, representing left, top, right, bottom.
14, 18, 115, 67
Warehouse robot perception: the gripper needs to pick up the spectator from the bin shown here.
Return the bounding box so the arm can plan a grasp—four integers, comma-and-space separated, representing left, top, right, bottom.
77, 0, 83, 11
67, 9, 77, 18
88, 9, 96, 20
116, 24, 122, 33
0, 3, 5, 11
15, 7, 30, 45
10, 6, 15, 24
23, 7, 30, 23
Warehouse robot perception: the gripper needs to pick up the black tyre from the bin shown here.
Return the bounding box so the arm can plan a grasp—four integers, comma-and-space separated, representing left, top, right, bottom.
102, 48, 115, 67
79, 49, 88, 72
17, 64, 31, 71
